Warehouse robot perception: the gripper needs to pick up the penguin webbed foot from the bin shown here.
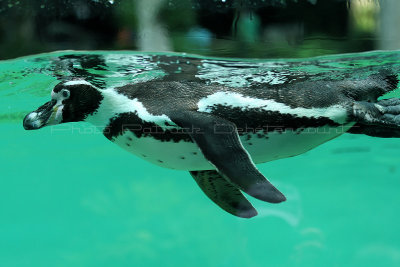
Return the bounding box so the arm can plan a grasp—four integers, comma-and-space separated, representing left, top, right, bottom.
349, 98, 400, 138
353, 98, 400, 127
190, 170, 258, 218
376, 98, 400, 127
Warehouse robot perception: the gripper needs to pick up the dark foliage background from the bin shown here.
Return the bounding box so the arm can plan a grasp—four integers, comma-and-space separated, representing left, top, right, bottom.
0, 0, 396, 59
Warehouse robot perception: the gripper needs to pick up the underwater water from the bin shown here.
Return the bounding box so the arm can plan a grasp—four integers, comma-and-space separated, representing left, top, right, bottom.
1, 50, 400, 267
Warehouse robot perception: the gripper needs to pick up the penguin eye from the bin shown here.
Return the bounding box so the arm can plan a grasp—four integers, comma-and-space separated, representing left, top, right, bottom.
61, 89, 70, 99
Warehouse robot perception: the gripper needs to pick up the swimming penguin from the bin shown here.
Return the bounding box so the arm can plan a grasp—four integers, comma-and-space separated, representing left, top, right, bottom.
23, 68, 400, 218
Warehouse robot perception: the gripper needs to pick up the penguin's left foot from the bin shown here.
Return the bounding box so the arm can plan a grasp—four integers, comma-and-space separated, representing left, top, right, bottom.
375, 98, 400, 126
349, 98, 400, 138
353, 98, 400, 127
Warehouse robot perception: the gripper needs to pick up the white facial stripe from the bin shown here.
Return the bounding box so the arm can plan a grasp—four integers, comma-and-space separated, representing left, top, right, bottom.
55, 105, 64, 120
197, 92, 348, 124
85, 89, 176, 129
63, 80, 92, 86
46, 104, 64, 126
51, 89, 70, 102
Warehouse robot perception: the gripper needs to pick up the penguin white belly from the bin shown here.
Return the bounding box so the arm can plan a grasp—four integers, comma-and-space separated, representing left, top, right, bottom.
243, 125, 353, 164
112, 124, 353, 170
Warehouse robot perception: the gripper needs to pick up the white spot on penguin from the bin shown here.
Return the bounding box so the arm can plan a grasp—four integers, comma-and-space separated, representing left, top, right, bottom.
197, 92, 348, 124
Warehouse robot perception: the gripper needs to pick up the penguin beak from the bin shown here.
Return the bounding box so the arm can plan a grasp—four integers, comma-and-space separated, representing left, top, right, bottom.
23, 100, 63, 130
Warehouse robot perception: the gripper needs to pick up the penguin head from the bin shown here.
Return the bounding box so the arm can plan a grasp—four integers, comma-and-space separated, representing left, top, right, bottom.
23, 80, 103, 130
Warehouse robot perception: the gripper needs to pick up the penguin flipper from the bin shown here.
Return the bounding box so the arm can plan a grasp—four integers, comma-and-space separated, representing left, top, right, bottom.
169, 111, 286, 203
190, 170, 257, 218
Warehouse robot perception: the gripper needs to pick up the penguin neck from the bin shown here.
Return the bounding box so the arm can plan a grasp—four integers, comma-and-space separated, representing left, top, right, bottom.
84, 88, 135, 129
84, 88, 176, 130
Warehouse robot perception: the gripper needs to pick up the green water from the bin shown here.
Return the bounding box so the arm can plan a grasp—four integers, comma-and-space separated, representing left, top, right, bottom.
1, 50, 400, 266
